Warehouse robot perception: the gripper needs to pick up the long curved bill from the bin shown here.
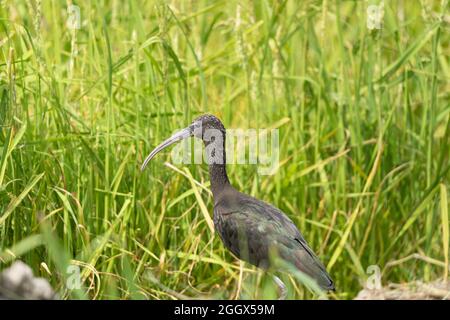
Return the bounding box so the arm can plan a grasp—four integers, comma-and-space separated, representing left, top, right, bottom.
140, 126, 193, 171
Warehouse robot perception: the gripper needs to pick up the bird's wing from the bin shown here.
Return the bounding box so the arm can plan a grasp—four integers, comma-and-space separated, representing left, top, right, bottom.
214, 194, 334, 290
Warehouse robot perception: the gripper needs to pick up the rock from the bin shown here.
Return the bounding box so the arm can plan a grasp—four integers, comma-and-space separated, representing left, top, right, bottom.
355, 281, 450, 300
0, 261, 57, 300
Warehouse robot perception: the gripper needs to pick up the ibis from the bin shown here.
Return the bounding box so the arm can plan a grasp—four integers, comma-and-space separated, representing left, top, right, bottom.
141, 114, 334, 298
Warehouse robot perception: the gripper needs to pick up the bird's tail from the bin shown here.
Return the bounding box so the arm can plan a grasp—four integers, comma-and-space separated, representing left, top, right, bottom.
281, 240, 335, 291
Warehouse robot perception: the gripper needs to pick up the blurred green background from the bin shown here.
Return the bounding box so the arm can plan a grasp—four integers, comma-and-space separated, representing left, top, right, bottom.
0, 0, 449, 299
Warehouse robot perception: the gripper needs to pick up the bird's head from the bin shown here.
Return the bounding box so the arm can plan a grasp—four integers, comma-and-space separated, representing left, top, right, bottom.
191, 114, 226, 140
140, 114, 225, 171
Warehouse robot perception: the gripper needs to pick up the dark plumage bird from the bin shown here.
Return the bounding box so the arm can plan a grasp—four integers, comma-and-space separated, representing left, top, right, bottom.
141, 114, 334, 296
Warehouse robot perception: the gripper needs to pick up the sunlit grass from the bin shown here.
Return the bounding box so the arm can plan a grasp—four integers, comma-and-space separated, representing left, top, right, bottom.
0, 0, 449, 299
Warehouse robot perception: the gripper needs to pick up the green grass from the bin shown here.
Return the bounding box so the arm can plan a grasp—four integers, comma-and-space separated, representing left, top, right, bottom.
0, 0, 449, 299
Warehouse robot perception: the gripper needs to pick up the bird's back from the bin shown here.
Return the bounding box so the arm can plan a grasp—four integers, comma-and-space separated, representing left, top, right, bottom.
213, 188, 334, 291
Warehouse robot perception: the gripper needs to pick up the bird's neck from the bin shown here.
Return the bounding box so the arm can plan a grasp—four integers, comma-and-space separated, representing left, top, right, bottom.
204, 135, 231, 200
209, 163, 230, 198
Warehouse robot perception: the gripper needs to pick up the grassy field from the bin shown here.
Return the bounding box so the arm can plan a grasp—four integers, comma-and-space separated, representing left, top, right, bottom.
0, 0, 449, 299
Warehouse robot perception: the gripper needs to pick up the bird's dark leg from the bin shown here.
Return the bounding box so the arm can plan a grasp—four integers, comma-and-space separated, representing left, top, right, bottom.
273, 275, 287, 300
